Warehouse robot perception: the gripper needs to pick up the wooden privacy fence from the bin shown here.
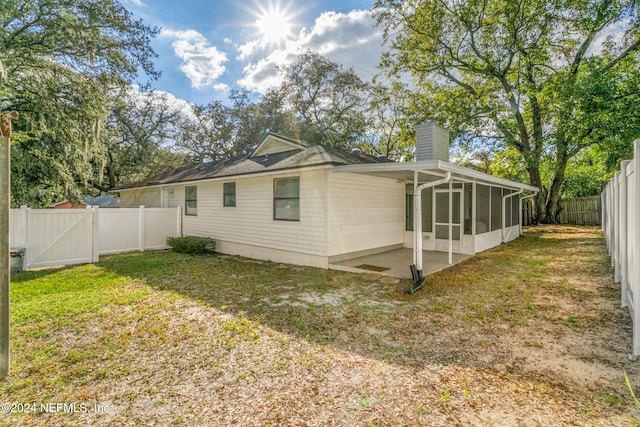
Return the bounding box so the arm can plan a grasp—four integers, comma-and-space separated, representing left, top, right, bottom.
557, 196, 602, 225
602, 139, 640, 358
522, 199, 535, 226
9, 206, 182, 270
522, 196, 602, 226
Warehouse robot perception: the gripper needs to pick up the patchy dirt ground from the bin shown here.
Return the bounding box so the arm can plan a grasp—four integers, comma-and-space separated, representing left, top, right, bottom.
2, 225, 639, 426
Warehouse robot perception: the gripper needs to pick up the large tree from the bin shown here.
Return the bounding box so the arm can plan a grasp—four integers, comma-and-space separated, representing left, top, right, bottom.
357, 82, 415, 160
1, 0, 158, 206
177, 101, 236, 162
277, 51, 372, 148
374, 0, 640, 222
96, 87, 188, 191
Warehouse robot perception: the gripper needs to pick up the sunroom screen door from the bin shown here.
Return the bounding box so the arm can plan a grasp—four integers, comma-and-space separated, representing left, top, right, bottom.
434, 189, 462, 253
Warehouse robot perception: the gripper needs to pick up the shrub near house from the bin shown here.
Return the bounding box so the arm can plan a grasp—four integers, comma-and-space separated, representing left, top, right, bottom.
167, 236, 216, 255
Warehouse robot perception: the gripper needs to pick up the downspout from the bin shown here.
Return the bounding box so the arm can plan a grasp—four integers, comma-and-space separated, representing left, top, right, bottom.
448, 178, 453, 265
502, 189, 524, 243
414, 171, 452, 273
518, 192, 538, 236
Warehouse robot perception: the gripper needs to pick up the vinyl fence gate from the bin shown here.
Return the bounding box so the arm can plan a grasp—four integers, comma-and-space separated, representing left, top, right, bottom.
10, 206, 182, 270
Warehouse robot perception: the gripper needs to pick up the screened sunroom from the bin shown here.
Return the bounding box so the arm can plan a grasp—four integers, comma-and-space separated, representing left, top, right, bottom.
334, 122, 538, 282
336, 161, 537, 267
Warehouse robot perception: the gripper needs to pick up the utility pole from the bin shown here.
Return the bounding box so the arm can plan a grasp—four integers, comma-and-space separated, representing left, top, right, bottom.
0, 58, 17, 378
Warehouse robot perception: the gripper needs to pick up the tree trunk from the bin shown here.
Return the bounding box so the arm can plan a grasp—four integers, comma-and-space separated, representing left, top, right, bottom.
107, 163, 117, 190
544, 145, 570, 223
525, 165, 544, 224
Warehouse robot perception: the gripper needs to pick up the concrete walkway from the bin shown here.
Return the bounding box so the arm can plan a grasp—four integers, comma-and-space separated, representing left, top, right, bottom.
329, 248, 471, 279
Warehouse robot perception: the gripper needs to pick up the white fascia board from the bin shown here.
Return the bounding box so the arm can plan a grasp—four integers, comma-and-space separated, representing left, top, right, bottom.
335, 160, 538, 193
437, 162, 538, 192
335, 160, 440, 174
114, 165, 333, 192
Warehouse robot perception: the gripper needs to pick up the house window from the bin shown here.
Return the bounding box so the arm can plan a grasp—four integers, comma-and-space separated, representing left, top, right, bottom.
185, 186, 197, 216
274, 177, 299, 221
223, 182, 236, 207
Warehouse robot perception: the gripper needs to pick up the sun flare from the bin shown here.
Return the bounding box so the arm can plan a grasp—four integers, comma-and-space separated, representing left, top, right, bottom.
255, 5, 292, 44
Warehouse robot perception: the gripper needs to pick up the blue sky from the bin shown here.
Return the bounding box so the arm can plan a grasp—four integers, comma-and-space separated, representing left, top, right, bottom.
123, 0, 383, 105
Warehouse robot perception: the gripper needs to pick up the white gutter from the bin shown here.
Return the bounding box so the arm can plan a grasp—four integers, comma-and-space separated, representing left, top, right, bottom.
448, 178, 453, 265
113, 164, 334, 192
502, 189, 524, 243
518, 192, 539, 235
414, 171, 452, 272
336, 160, 538, 193
437, 162, 539, 193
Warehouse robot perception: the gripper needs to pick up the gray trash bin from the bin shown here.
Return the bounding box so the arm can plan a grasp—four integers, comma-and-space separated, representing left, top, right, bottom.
10, 247, 26, 274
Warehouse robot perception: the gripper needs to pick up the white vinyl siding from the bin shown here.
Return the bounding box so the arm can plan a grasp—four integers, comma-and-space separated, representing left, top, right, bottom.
328, 173, 404, 256
119, 188, 162, 208
168, 170, 328, 256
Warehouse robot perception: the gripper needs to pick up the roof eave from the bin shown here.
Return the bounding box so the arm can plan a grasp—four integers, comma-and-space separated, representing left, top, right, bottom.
335, 160, 539, 193
110, 163, 337, 192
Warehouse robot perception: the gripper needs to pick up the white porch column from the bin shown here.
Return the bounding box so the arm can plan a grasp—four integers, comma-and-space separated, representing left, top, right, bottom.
414, 172, 451, 272
448, 178, 453, 265
413, 171, 419, 266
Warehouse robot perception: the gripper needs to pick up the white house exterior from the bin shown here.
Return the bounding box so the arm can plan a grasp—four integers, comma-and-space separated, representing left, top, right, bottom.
115, 126, 537, 276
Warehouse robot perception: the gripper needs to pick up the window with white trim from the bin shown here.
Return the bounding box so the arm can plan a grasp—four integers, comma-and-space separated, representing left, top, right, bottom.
274, 177, 299, 221
185, 186, 197, 216
223, 182, 236, 207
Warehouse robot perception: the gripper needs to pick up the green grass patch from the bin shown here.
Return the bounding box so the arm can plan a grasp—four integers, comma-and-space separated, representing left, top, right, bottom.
0, 226, 628, 426
10, 264, 151, 325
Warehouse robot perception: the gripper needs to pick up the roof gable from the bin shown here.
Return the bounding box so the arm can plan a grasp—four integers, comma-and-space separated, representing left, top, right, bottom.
251, 133, 308, 157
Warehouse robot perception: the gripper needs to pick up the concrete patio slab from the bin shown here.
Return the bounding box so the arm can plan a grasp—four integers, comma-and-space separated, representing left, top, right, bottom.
329, 248, 471, 279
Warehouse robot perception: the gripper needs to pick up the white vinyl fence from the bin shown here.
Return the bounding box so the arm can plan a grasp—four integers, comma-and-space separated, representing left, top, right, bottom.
603, 139, 640, 358
9, 206, 182, 270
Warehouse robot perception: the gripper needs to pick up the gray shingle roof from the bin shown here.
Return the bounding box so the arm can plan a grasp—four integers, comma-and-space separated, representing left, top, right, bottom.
113, 143, 387, 190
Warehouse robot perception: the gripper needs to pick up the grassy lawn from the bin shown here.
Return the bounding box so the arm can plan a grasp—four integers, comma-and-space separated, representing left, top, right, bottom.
1, 225, 638, 425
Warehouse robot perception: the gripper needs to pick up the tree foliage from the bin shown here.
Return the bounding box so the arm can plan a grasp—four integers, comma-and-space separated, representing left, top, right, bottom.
358, 81, 415, 160
276, 51, 371, 148
178, 53, 414, 163
375, 0, 640, 222
1, 0, 158, 206
98, 87, 188, 191
178, 101, 236, 162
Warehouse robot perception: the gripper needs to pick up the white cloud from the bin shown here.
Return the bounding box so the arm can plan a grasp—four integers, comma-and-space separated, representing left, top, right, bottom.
237, 10, 386, 93
160, 28, 229, 91
127, 84, 195, 119
126, 0, 146, 7
237, 39, 262, 61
